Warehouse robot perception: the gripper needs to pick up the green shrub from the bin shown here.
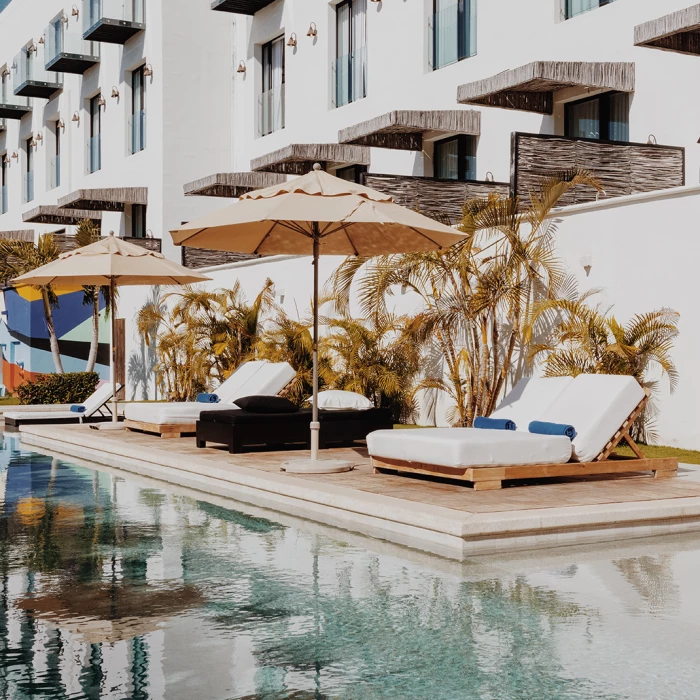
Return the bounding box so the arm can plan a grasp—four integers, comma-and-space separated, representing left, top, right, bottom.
16, 372, 100, 406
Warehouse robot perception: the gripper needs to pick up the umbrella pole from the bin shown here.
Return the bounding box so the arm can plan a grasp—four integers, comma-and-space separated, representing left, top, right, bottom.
310, 226, 320, 461
110, 278, 118, 423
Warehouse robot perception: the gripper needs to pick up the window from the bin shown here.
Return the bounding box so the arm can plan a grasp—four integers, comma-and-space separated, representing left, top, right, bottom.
434, 135, 476, 180
335, 165, 367, 184
24, 138, 34, 203
131, 66, 146, 153
259, 36, 285, 137
432, 0, 476, 70
335, 0, 367, 108
50, 120, 61, 189
565, 0, 613, 20
89, 94, 101, 173
130, 204, 147, 238
1, 155, 7, 214
565, 91, 629, 142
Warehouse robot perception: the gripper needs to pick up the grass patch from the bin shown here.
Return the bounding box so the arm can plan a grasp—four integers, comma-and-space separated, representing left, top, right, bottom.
395, 425, 700, 465
0, 397, 20, 406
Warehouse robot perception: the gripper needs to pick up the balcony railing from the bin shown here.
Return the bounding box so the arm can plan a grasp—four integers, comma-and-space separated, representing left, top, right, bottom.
333, 46, 367, 108
23, 172, 34, 204
88, 134, 101, 174
55, 234, 160, 254
84, 0, 146, 44
363, 172, 510, 225
258, 85, 284, 137
0, 185, 7, 214
13, 48, 63, 99
0, 86, 32, 120
128, 109, 146, 154
49, 155, 61, 190
45, 15, 100, 74
511, 132, 685, 206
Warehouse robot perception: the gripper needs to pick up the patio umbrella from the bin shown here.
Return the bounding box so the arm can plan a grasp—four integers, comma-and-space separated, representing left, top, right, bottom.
170, 165, 466, 473
11, 234, 210, 426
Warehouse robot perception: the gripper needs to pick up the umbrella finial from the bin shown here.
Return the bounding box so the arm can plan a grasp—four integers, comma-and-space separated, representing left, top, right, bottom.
109, 230, 115, 236
312, 162, 322, 171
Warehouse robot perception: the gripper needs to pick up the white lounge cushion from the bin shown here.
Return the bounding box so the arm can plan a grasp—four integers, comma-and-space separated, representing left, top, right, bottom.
82, 382, 119, 416
215, 360, 269, 402
231, 362, 295, 401
490, 376, 574, 431
309, 390, 373, 411
538, 374, 645, 463
367, 428, 572, 469
125, 402, 239, 425
4, 410, 79, 421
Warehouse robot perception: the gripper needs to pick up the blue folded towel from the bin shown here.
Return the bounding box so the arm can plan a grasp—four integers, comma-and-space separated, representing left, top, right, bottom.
529, 421, 577, 440
474, 416, 516, 431
70, 405, 86, 414
197, 393, 220, 404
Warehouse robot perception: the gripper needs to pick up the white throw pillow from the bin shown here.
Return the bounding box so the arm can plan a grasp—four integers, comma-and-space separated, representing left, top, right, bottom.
309, 390, 373, 411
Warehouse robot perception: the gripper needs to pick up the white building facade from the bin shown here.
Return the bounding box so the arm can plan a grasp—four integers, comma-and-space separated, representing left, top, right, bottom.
2, 0, 700, 447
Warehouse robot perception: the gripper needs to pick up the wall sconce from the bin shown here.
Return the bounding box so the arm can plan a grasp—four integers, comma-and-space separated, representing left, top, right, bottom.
579, 255, 593, 277
27, 43, 37, 54
236, 60, 246, 74
11, 151, 18, 160
1, 154, 9, 164
287, 33, 297, 47
71, 4, 79, 17
647, 134, 657, 145
485, 171, 494, 182
38, 36, 45, 45
61, 13, 69, 24
111, 86, 120, 98
57, 119, 65, 130
35, 132, 43, 143
143, 63, 153, 77
1, 68, 9, 78
97, 94, 106, 108
72, 111, 80, 123
28, 138, 37, 148
306, 22, 317, 37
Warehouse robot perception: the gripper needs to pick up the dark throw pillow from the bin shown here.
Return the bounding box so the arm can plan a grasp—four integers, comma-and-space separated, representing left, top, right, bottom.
233, 395, 300, 414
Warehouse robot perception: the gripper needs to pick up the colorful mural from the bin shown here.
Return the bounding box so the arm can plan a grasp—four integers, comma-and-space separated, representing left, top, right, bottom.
0, 286, 110, 395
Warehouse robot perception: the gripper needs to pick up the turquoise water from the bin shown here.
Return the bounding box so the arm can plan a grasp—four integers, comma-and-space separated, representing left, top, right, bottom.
1, 435, 699, 699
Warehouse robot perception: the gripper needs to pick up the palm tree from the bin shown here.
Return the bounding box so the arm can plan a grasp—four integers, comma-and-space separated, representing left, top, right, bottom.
330, 169, 601, 426
74, 219, 109, 373
526, 291, 679, 441
0, 234, 64, 373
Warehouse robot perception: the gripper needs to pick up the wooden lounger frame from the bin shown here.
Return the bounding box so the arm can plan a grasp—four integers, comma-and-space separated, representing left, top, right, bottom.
372, 391, 679, 490
124, 420, 196, 439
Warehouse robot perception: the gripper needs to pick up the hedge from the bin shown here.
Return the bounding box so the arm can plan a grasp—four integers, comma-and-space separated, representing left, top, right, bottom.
16, 372, 100, 406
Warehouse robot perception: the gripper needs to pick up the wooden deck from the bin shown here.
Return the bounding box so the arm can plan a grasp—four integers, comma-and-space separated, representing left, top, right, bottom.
41, 426, 700, 517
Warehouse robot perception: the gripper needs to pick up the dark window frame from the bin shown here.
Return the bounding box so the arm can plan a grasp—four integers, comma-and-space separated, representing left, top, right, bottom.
131, 204, 147, 238
131, 65, 146, 153
434, 134, 476, 181
335, 164, 367, 184
261, 35, 285, 94
335, 0, 366, 107
432, 0, 476, 70
564, 90, 629, 142
565, 0, 613, 20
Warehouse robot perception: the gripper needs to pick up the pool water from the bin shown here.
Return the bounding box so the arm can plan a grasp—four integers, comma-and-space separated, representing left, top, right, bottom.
1, 436, 700, 699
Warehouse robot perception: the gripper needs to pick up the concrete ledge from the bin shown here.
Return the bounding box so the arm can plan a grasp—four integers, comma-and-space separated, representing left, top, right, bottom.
19, 425, 700, 560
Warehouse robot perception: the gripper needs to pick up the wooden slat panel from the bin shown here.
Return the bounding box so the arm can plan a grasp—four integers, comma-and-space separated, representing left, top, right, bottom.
635, 4, 700, 55
181, 247, 259, 269
512, 133, 684, 205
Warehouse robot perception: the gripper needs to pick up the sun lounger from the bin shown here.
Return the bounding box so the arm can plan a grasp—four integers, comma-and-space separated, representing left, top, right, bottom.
196, 407, 393, 454
369, 375, 678, 490
4, 382, 123, 428
124, 361, 296, 438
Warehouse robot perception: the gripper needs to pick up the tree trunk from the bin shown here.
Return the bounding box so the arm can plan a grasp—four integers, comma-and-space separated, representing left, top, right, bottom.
41, 289, 64, 374
85, 291, 100, 373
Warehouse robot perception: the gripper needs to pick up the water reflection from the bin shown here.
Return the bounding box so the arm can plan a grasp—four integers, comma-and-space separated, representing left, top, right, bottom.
0, 434, 699, 699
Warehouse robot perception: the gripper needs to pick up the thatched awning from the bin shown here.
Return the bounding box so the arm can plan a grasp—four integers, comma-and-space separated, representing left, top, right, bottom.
22, 206, 102, 225
338, 110, 481, 150
457, 61, 635, 114
635, 4, 700, 55
183, 172, 286, 198
211, 0, 275, 14
251, 144, 370, 175
58, 187, 148, 212
0, 230, 34, 242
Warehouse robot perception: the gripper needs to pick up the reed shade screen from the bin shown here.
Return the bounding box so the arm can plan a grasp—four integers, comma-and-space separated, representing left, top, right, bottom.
250, 143, 370, 175
22, 205, 102, 225
183, 172, 286, 198
58, 187, 148, 211
634, 3, 700, 56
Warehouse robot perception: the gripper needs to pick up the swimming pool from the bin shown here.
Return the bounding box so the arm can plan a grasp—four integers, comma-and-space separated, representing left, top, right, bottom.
1, 435, 699, 699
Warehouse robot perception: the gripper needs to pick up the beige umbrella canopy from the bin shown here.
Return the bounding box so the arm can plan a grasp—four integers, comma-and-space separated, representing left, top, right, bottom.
170, 166, 466, 473
12, 234, 210, 424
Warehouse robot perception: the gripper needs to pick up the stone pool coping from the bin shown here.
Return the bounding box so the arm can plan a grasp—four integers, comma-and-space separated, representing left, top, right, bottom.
19, 424, 700, 560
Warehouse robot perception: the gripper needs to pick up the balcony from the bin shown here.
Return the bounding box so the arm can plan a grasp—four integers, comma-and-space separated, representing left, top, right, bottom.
511, 132, 685, 206
54, 234, 159, 254
211, 0, 276, 15
0, 88, 32, 120
258, 85, 284, 137
83, 0, 145, 45
182, 247, 257, 269
635, 5, 700, 56
13, 47, 63, 100
251, 143, 370, 175
333, 46, 367, 108
363, 173, 509, 225
45, 14, 100, 74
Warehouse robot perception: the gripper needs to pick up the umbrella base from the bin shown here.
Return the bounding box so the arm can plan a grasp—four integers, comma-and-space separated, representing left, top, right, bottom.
281, 458, 355, 474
